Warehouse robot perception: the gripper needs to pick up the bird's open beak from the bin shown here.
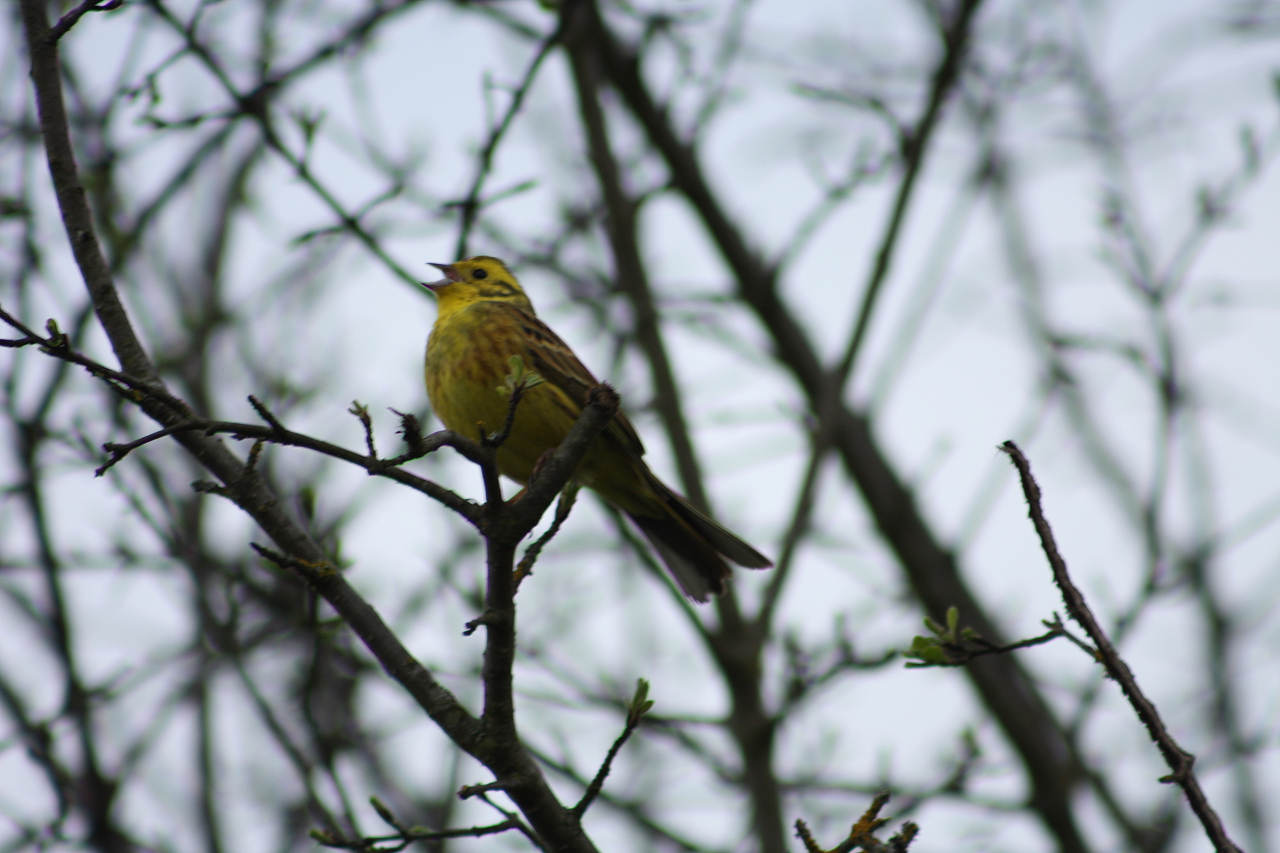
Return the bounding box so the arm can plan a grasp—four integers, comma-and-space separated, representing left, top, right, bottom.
421, 262, 462, 293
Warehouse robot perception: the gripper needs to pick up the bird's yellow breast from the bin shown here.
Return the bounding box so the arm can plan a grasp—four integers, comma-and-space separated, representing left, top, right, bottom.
425, 301, 659, 514
426, 302, 588, 485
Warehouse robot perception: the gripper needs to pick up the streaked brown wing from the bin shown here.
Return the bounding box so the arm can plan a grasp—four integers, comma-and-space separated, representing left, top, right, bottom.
487, 301, 646, 458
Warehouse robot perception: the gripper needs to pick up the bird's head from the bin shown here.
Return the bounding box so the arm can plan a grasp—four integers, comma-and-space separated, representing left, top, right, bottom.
423, 256, 534, 318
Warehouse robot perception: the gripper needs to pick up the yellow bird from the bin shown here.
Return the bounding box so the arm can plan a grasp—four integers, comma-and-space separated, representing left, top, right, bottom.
423, 256, 771, 601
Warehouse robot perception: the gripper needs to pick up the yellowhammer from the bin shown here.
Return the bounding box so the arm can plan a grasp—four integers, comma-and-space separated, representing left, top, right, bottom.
423, 256, 771, 601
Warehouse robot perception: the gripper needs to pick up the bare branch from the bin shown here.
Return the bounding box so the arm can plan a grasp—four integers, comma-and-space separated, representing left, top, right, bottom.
477, 384, 619, 758
453, 22, 564, 258
571, 679, 652, 819
15, 2, 606, 844
563, 13, 710, 508
1002, 440, 1243, 853
514, 483, 580, 590
49, 0, 123, 43
313, 796, 523, 852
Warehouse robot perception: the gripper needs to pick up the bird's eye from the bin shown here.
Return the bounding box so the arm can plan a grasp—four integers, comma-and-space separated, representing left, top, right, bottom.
472, 268, 488, 280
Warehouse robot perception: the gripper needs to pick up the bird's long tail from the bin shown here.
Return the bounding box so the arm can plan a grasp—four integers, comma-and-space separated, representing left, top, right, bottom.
627, 480, 771, 602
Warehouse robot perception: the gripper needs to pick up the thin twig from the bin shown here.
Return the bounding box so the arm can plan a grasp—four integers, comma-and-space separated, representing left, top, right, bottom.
504, 384, 619, 532
526, 742, 707, 853
457, 779, 515, 799
759, 0, 988, 628
0, 313, 483, 513
471, 793, 547, 852
142, 0, 423, 288
475, 360, 542, 509
93, 411, 482, 522
514, 483, 579, 591
49, 0, 122, 42
1001, 441, 1243, 853
98, 423, 207, 475
905, 616, 1077, 668
0, 306, 187, 415
312, 816, 521, 851
454, 22, 564, 258
571, 679, 651, 819
350, 401, 376, 458
484, 380, 529, 450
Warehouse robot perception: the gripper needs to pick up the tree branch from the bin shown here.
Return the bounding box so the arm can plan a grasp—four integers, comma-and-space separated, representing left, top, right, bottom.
0, 319, 484, 521
563, 11, 709, 509
16, 2, 605, 846
49, 0, 123, 45
580, 1, 1087, 849
1002, 441, 1243, 853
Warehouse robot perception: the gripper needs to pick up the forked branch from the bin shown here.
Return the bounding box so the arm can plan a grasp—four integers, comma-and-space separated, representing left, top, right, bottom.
15, 0, 612, 845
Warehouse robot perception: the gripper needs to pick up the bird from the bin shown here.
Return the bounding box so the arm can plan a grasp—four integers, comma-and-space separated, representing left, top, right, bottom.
422, 255, 771, 601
